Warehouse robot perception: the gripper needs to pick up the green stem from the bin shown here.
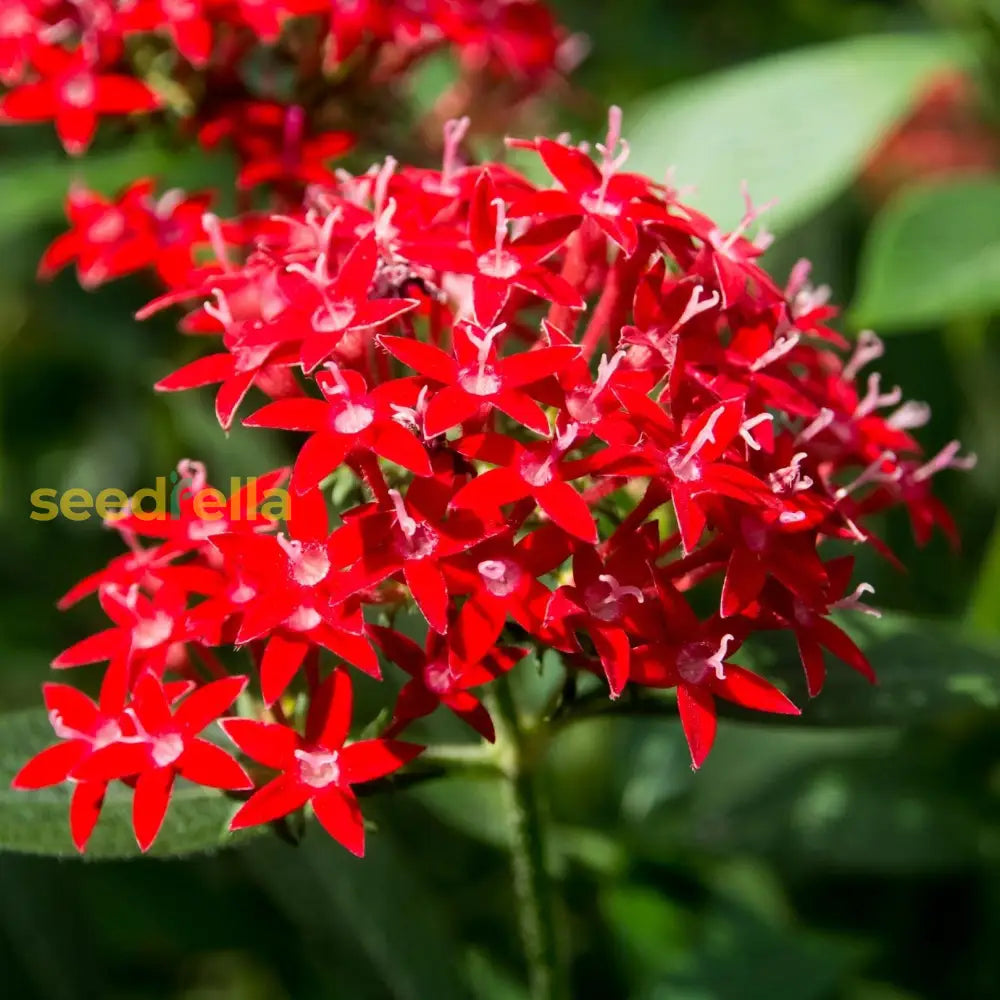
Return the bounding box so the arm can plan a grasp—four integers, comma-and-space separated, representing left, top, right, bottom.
488, 677, 568, 1000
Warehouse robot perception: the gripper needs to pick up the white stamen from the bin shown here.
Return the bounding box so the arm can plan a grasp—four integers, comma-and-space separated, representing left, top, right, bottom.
854, 373, 902, 419
739, 412, 773, 451
751, 332, 800, 372
843, 330, 884, 382
912, 441, 978, 483
389, 489, 418, 537
831, 582, 882, 618
835, 452, 902, 500
887, 400, 932, 431
797, 408, 835, 444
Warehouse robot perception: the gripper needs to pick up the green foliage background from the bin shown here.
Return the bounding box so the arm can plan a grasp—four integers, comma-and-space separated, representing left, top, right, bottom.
2, 1, 1000, 997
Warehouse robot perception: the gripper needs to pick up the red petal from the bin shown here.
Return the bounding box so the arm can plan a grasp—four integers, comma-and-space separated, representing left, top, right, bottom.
720, 547, 767, 618
535, 481, 597, 543
339, 739, 422, 783
94, 75, 161, 114
219, 718, 298, 769
179, 739, 253, 790
450, 468, 528, 511
405, 559, 449, 634
56, 105, 97, 156
368, 626, 427, 677
291, 432, 350, 494
423, 386, 484, 437
537, 139, 602, 196
173, 676, 247, 732
69, 781, 106, 852
52, 628, 119, 668
132, 767, 175, 852
677, 684, 717, 769
216, 371, 256, 431
500, 345, 580, 388
814, 619, 876, 683
155, 353, 233, 391
591, 624, 630, 698
260, 633, 309, 707
370, 421, 432, 476
311, 786, 366, 856
379, 336, 458, 383
42, 682, 98, 732
331, 233, 377, 299
712, 665, 800, 716
72, 741, 152, 782
11, 741, 86, 789
244, 397, 328, 431
229, 774, 310, 830
492, 390, 550, 435
308, 667, 354, 749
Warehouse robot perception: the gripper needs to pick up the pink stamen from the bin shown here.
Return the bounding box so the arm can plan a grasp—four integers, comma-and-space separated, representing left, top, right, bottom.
854, 373, 902, 419
751, 332, 800, 372
843, 330, 884, 382
835, 451, 902, 500
831, 582, 881, 618
911, 441, 978, 483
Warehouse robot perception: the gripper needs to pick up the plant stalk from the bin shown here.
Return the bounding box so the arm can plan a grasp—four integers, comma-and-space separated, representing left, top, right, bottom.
488, 677, 569, 1000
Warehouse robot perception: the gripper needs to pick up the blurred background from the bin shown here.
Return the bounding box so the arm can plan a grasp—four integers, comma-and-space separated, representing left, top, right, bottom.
3, 0, 1000, 997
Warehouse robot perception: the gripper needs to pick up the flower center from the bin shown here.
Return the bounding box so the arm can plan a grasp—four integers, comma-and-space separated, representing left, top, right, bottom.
61, 74, 96, 109
458, 365, 501, 396
295, 748, 340, 788
476, 249, 520, 280
313, 299, 356, 333
151, 732, 184, 768
332, 401, 375, 434
676, 635, 733, 684
478, 558, 522, 597
423, 659, 455, 695
86, 212, 125, 244
132, 612, 173, 650
285, 606, 322, 632
583, 574, 643, 622
278, 537, 331, 587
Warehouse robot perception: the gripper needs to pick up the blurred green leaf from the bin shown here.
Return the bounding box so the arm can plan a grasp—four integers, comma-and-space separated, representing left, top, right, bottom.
605, 879, 860, 1000
245, 827, 474, 1000
0, 709, 258, 858
742, 611, 1000, 726
852, 179, 1000, 330
626, 34, 954, 232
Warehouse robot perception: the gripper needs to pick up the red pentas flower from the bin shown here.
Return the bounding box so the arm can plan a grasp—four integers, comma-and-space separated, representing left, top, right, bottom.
0, 45, 161, 154
13, 83, 977, 858
14, 672, 250, 851
222, 669, 421, 855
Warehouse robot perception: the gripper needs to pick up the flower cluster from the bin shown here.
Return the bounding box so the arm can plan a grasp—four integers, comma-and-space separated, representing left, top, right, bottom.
0, 0, 570, 156
8, 7, 972, 855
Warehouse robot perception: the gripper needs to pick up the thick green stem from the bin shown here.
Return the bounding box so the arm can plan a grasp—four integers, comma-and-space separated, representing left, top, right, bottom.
488, 677, 568, 1000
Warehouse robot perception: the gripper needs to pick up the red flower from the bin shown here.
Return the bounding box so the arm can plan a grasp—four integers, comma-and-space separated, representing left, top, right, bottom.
223, 669, 422, 855
631, 583, 799, 768
244, 364, 431, 493
68, 673, 252, 851
0, 46, 160, 154
451, 426, 600, 543
402, 171, 583, 324
369, 625, 526, 741
380, 320, 579, 436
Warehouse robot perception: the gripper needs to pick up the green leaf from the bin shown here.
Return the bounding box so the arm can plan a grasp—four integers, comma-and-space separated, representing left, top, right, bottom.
0, 709, 259, 858
626, 34, 954, 232
244, 824, 473, 1000
851, 179, 1000, 330
742, 611, 1000, 726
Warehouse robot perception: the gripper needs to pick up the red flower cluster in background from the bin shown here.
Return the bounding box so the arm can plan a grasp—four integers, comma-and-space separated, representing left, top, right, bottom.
5, 3, 973, 855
